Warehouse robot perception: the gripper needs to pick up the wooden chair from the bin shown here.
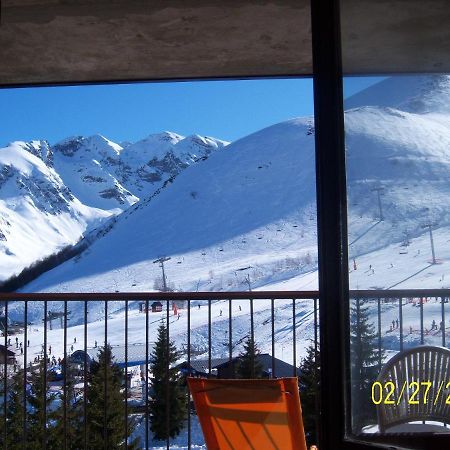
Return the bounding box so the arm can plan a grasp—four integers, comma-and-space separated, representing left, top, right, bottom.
376, 345, 450, 432
188, 377, 307, 450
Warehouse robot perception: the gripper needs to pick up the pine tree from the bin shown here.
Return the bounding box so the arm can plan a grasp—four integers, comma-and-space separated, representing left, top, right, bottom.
26, 360, 58, 449
235, 335, 264, 379
149, 323, 186, 441
298, 342, 320, 447
2, 368, 27, 449
52, 362, 84, 449
86, 344, 139, 449
350, 299, 384, 431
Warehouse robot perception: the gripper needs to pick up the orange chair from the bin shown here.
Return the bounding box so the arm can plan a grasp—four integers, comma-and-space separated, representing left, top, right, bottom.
188, 377, 307, 450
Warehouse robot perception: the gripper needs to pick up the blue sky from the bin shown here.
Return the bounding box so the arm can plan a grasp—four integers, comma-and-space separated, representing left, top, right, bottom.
0, 77, 383, 145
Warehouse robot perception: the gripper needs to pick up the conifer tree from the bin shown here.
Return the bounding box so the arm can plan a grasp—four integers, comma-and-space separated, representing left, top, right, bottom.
149, 322, 186, 441
53, 362, 84, 449
298, 342, 320, 447
86, 344, 139, 449
350, 299, 384, 430
27, 360, 58, 449
2, 368, 26, 449
236, 335, 264, 379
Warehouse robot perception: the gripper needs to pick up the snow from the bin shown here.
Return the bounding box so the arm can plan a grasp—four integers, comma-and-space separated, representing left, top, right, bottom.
0, 131, 227, 280
2, 74, 450, 443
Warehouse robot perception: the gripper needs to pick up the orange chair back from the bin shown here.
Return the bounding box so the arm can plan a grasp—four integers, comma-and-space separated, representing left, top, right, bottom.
188, 377, 307, 450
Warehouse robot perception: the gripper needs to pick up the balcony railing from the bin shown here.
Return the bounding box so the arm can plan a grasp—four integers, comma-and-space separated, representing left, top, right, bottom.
0, 289, 448, 449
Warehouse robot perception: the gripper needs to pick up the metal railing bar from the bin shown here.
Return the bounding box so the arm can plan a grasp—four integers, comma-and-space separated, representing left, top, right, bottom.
420, 296, 424, 345
63, 300, 67, 450
399, 298, 403, 352
441, 296, 446, 347
104, 300, 108, 450
271, 298, 275, 378
23, 300, 28, 448
124, 299, 128, 450
187, 299, 191, 450
43, 300, 47, 450
208, 300, 212, 376
166, 300, 170, 450
3, 300, 7, 450
228, 298, 233, 378
83, 300, 88, 450
292, 298, 297, 377
145, 298, 149, 450
377, 297, 382, 369
250, 298, 254, 378
2, 289, 450, 304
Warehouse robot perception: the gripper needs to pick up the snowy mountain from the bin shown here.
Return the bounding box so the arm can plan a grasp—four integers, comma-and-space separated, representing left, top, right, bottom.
0, 140, 113, 281
0, 132, 227, 281
20, 75, 450, 304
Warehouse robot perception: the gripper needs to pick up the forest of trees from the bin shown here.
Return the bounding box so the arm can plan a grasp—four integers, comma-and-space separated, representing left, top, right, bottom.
0, 344, 139, 449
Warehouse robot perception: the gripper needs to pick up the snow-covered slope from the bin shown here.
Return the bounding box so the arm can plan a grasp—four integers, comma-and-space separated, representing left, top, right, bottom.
0, 141, 113, 280
0, 132, 227, 281
22, 75, 450, 301
22, 116, 318, 296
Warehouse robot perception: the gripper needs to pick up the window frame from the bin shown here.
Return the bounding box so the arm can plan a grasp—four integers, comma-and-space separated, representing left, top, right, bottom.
311, 1, 450, 449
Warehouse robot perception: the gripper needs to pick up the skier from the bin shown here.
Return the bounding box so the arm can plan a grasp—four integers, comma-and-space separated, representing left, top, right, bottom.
15, 337, 18, 348
94, 340, 97, 348
49, 345, 52, 354
396, 319, 399, 329
198, 304, 201, 310
219, 310, 222, 316
71, 344, 74, 352
74, 337, 77, 343
239, 305, 242, 311
392, 320, 395, 329
432, 319, 436, 330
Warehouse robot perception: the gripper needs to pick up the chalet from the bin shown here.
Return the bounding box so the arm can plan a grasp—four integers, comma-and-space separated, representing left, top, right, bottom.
216, 354, 297, 379
179, 357, 229, 378
0, 344, 16, 365
151, 301, 163, 313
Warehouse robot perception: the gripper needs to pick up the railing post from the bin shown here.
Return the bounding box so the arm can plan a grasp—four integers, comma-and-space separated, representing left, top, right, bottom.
124, 299, 128, 450
377, 297, 382, 369
292, 298, 297, 376
420, 296, 424, 345
441, 296, 446, 347
145, 298, 149, 450
84, 300, 88, 450
23, 300, 28, 448
187, 300, 191, 449
399, 297, 404, 352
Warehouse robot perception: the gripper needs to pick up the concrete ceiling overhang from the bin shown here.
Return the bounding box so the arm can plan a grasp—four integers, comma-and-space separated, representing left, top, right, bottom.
0, 0, 449, 86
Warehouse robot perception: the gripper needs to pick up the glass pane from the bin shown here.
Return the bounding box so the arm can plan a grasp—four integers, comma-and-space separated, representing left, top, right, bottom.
344, 73, 450, 436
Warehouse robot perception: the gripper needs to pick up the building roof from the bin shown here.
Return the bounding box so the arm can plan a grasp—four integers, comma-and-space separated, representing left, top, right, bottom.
216, 353, 297, 378
86, 343, 154, 368
0, 344, 16, 357
151, 302, 163, 307
184, 358, 230, 375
